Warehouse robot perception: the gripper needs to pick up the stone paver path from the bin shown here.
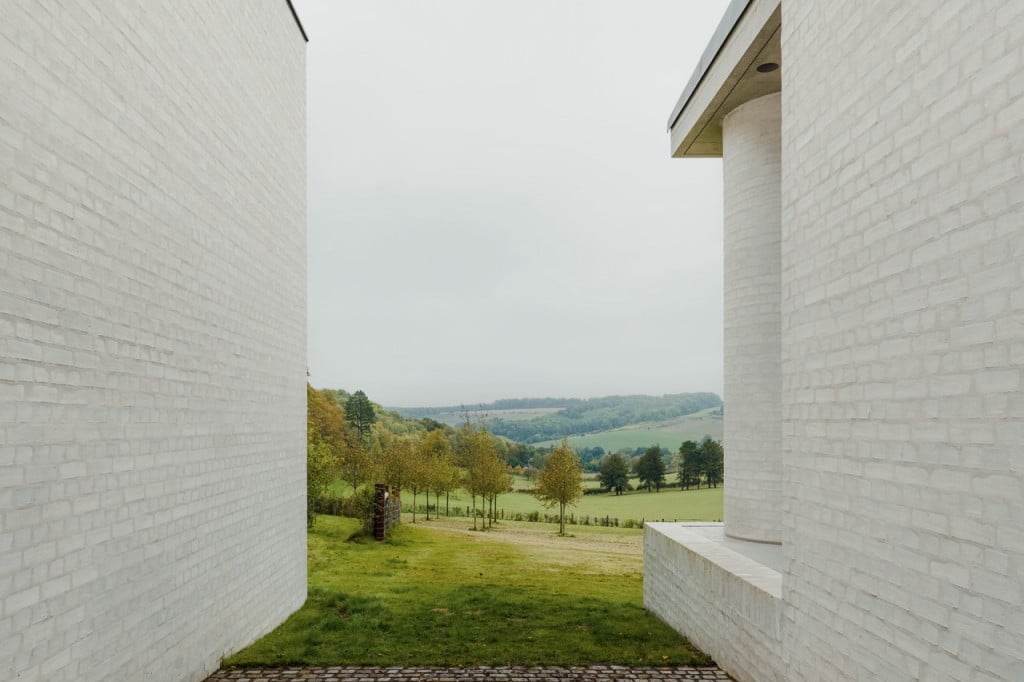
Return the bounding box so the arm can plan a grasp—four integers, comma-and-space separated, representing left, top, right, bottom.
205, 666, 733, 681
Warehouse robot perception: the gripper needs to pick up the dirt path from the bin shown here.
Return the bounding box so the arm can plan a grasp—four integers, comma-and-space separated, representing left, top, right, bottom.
410, 517, 644, 574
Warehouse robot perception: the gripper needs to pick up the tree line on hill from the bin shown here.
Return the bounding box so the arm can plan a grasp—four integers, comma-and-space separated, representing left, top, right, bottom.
595, 438, 723, 495
308, 385, 515, 530
393, 392, 723, 444
333, 388, 549, 466
307, 385, 725, 533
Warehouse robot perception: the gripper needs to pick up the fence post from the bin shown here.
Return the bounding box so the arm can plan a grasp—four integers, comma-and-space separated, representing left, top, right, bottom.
373, 484, 388, 541
389, 489, 402, 528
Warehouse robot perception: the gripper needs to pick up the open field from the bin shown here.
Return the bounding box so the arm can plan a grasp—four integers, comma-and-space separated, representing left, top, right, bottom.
424, 407, 564, 427
334, 474, 723, 525
532, 408, 723, 452
410, 485, 723, 524
419, 516, 644, 572
225, 517, 711, 667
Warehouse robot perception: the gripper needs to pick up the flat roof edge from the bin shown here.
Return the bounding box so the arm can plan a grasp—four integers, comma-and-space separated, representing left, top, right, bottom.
285, 0, 309, 42
666, 0, 753, 131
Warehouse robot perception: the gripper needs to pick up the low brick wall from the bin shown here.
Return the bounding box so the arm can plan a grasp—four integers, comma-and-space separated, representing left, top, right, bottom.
643, 523, 783, 682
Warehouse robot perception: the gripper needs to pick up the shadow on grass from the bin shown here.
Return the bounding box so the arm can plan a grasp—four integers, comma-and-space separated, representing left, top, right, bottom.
227, 583, 711, 667
224, 518, 712, 668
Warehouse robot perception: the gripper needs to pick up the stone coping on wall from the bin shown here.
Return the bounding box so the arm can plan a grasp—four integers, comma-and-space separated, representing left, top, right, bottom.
644, 523, 783, 682
647, 523, 782, 597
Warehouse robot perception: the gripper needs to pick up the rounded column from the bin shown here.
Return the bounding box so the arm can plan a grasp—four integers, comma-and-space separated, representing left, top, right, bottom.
721, 92, 782, 544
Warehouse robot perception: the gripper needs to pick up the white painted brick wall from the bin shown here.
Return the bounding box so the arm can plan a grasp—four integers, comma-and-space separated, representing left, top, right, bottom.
722, 93, 783, 544
644, 524, 783, 682
780, 1, 1023, 679
0, 2, 307, 681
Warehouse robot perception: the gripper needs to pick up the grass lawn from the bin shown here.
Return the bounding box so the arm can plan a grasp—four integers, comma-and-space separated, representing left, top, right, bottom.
225, 517, 712, 667
409, 485, 724, 524
531, 408, 723, 452
572, 486, 722, 522
332, 478, 723, 527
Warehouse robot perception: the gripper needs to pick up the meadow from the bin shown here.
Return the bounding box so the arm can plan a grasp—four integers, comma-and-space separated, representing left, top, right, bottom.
531, 408, 723, 452
419, 406, 564, 427
334, 476, 724, 526
225, 517, 712, 667
419, 485, 723, 524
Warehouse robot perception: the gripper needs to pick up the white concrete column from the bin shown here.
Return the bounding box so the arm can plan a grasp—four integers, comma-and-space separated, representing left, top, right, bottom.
721, 92, 782, 544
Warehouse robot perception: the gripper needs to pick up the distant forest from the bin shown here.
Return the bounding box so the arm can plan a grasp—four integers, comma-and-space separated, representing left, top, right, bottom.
393, 393, 722, 444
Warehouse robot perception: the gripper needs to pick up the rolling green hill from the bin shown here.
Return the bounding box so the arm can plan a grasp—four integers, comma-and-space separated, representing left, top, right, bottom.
392, 393, 722, 445
531, 407, 723, 452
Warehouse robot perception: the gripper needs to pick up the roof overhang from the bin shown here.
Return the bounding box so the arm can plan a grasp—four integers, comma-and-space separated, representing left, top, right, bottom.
668, 0, 780, 158
285, 0, 309, 42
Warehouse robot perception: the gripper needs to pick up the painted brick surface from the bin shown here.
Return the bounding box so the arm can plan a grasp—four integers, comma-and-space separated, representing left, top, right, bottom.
0, 2, 307, 681
644, 524, 783, 682
722, 93, 783, 544
780, 1, 1024, 679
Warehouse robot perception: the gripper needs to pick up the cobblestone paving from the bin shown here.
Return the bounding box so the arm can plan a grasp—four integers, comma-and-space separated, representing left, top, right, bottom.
205, 666, 733, 681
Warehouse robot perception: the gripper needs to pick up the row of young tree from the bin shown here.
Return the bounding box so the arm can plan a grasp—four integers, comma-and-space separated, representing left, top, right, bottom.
596, 438, 724, 494
308, 385, 524, 530
308, 385, 724, 533
308, 385, 593, 535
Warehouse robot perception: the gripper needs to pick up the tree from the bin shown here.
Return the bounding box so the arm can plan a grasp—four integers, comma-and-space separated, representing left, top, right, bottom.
478, 448, 512, 528
345, 389, 376, 442
677, 440, 700, 490
430, 456, 460, 517
701, 439, 724, 488
339, 440, 373, 494
306, 384, 345, 528
635, 445, 666, 492
461, 426, 504, 530
308, 384, 348, 445
373, 424, 414, 496
534, 438, 583, 535
305, 440, 335, 529
404, 435, 431, 523
598, 453, 629, 495
418, 429, 455, 520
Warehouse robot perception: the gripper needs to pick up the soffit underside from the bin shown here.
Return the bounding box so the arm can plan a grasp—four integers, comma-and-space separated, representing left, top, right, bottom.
669, 3, 781, 158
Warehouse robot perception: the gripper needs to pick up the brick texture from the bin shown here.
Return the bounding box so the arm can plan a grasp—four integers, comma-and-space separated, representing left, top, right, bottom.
780, 1, 1024, 679
722, 93, 783, 544
0, 2, 307, 681
644, 524, 782, 682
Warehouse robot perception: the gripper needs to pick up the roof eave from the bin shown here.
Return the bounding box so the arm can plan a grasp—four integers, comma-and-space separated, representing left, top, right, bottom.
285, 0, 309, 42
666, 0, 755, 132
667, 0, 781, 158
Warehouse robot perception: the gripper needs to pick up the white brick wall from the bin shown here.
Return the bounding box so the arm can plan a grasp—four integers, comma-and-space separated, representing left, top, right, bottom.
780, 1, 1024, 679
722, 93, 783, 544
644, 524, 783, 682
0, 2, 307, 681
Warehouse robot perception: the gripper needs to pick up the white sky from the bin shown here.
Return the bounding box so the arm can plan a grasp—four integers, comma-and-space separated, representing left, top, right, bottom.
295, 0, 730, 407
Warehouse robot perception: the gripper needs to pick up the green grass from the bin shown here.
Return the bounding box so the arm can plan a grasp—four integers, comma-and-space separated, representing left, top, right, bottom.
332, 476, 723, 525
225, 517, 712, 667
572, 486, 722, 522
421, 407, 565, 427
415, 484, 723, 523
532, 409, 723, 452
327, 478, 353, 495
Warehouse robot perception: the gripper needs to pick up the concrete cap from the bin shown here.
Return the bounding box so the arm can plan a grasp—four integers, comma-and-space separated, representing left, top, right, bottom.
667, 0, 780, 157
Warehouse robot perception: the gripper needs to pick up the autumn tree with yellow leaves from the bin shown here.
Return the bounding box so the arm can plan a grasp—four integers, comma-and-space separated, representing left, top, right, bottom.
534, 438, 583, 535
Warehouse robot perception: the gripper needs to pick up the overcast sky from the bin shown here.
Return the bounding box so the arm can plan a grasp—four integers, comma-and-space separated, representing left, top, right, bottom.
295, 0, 730, 407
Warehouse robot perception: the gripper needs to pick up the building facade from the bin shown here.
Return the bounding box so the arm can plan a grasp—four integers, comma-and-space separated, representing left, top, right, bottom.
0, 2, 308, 680
646, 1, 1023, 680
